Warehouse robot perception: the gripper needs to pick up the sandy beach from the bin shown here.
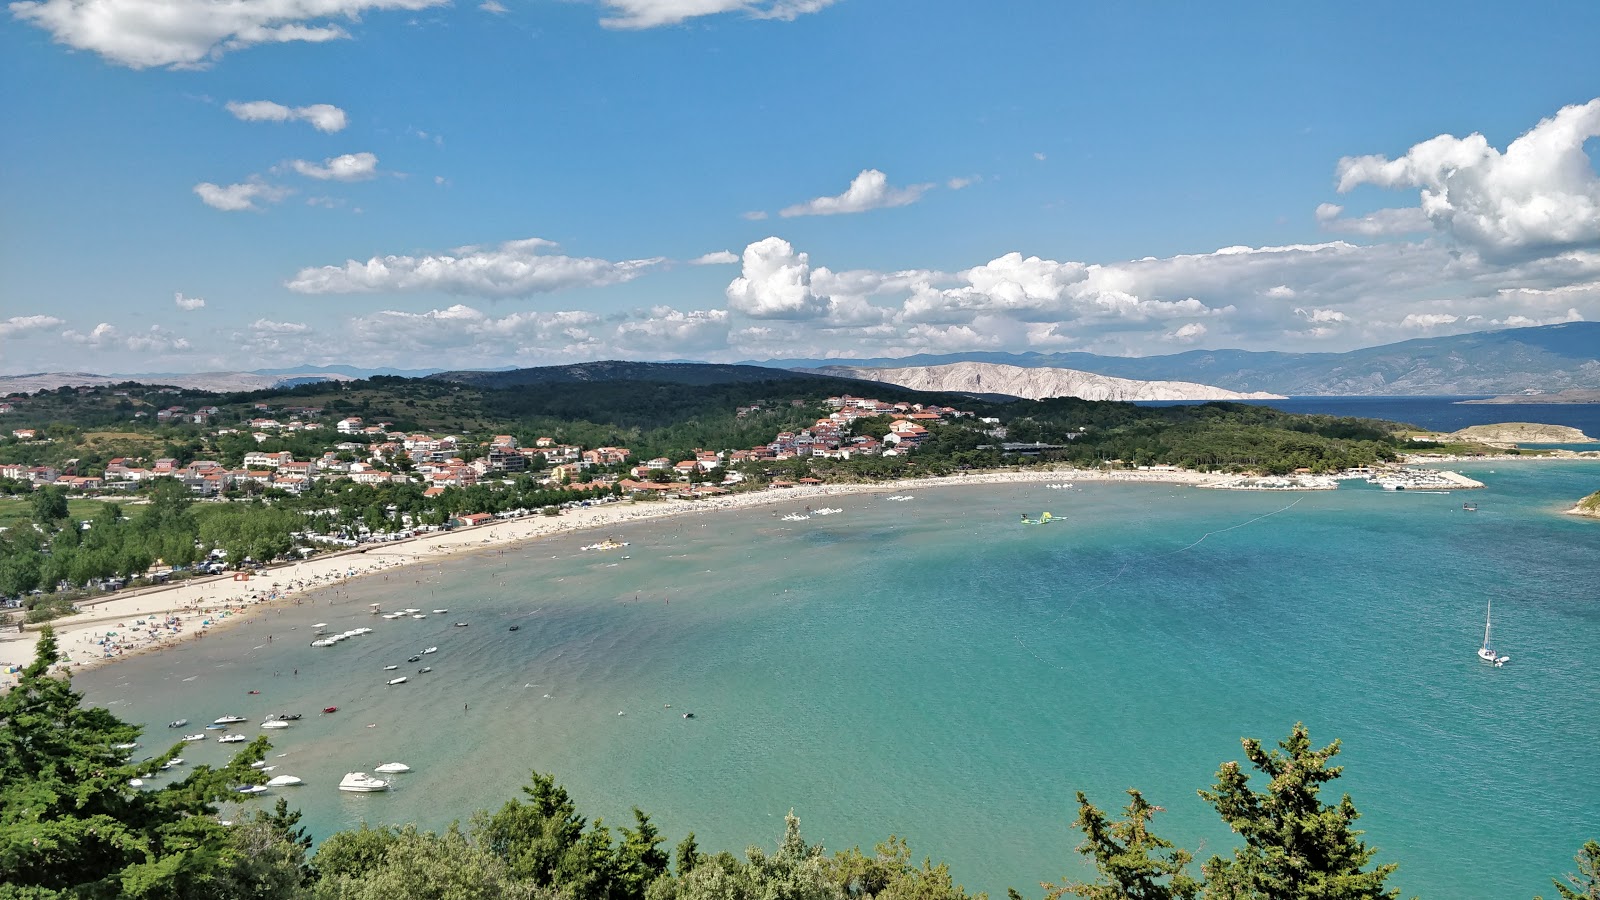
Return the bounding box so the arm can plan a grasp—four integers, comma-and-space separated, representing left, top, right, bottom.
0, 458, 1502, 685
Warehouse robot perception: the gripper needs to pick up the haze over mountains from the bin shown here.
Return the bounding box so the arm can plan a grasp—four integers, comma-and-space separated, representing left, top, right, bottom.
764, 323, 1600, 396
5, 322, 1597, 398
807, 362, 1285, 402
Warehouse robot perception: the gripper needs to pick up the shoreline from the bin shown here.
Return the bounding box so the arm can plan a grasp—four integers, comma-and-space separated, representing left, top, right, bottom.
1, 455, 1584, 685
0, 466, 1233, 682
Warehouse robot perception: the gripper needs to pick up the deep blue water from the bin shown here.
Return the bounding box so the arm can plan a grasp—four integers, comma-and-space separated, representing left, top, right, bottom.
1151, 396, 1600, 437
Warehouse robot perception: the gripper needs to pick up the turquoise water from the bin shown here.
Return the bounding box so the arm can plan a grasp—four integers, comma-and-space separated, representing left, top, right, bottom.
78, 461, 1600, 899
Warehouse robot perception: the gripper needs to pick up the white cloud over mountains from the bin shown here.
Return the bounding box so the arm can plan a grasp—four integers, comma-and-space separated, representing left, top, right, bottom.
778, 169, 933, 218
286, 238, 665, 297
1335, 98, 1600, 260
0, 315, 66, 338
596, 0, 837, 29
226, 100, 348, 132
9, 0, 448, 69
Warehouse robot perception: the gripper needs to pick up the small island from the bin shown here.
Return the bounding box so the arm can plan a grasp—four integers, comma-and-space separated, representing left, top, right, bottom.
1460, 389, 1600, 405
1570, 490, 1600, 519
1445, 422, 1596, 446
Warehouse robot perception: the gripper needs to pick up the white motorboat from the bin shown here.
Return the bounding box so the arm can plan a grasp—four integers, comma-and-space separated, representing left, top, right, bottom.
338, 772, 389, 792
412, 614, 427, 620
129, 778, 145, 788
387, 676, 408, 685
432, 609, 448, 614
114, 742, 139, 750
160, 758, 185, 769
310, 639, 335, 647
235, 785, 267, 795
214, 715, 247, 724
265, 775, 304, 787
250, 761, 268, 768
168, 719, 189, 728
422, 647, 437, 654
182, 733, 207, 742
373, 762, 411, 774
384, 665, 398, 670
1478, 600, 1510, 666
218, 733, 247, 743
404, 608, 421, 613
261, 720, 291, 729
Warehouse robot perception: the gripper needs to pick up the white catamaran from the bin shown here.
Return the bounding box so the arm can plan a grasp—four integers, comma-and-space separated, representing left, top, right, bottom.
1478, 600, 1510, 667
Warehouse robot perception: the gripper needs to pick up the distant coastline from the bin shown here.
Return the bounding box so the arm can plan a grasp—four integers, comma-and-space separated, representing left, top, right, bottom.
1459, 390, 1600, 405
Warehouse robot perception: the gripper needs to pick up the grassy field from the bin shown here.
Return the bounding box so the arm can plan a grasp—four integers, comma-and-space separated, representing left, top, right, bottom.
0, 497, 109, 529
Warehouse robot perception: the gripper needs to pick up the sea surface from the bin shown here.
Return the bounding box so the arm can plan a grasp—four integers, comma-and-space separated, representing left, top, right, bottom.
1165, 395, 1600, 438
76, 457, 1600, 899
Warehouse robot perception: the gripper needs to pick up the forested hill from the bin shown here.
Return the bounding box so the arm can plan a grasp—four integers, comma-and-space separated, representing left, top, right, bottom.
430, 360, 822, 389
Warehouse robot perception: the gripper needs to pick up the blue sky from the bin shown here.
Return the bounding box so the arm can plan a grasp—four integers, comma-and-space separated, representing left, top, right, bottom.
3, 1, 1600, 374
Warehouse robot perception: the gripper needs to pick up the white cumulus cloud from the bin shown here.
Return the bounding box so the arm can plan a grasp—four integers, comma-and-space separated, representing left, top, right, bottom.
62, 323, 190, 352
597, 0, 837, 29
174, 292, 206, 310
689, 250, 739, 265
226, 100, 347, 132
779, 169, 933, 218
0, 315, 66, 337
1166, 323, 1208, 343
1335, 98, 1600, 260
725, 237, 830, 319
10, 0, 448, 69
193, 179, 292, 211
287, 237, 665, 297
289, 152, 379, 181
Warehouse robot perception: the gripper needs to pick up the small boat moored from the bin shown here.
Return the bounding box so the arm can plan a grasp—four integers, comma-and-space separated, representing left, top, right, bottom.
214, 715, 247, 724
265, 775, 304, 787
168, 719, 189, 728
235, 785, 268, 795
373, 762, 411, 774
218, 733, 248, 743
322, 706, 339, 714
387, 677, 408, 685
182, 733, 207, 742
338, 772, 390, 792
261, 720, 291, 730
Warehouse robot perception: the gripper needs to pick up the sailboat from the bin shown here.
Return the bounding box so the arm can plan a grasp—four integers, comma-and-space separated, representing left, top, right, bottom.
1477, 600, 1510, 667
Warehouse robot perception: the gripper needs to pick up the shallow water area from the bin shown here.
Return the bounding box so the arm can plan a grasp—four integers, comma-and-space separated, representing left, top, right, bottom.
79, 463, 1600, 899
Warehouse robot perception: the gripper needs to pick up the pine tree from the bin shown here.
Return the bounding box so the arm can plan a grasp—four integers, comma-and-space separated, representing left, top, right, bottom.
0, 627, 271, 897
1046, 790, 1199, 900
1196, 723, 1399, 900
1538, 840, 1600, 900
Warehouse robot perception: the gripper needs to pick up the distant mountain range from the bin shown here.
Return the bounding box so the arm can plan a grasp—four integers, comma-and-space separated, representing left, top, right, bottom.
806, 362, 1286, 402
428, 360, 816, 389
5, 322, 1597, 398
761, 322, 1600, 396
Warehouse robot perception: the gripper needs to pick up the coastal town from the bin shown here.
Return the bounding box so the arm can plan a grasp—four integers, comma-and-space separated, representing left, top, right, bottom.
2, 390, 972, 501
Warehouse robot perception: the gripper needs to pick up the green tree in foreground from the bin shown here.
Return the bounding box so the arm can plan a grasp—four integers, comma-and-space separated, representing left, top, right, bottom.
1197, 723, 1400, 900
1045, 790, 1199, 900
0, 627, 283, 898
1538, 840, 1600, 900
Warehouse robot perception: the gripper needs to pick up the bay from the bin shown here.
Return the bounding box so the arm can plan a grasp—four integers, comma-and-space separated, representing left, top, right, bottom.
77, 458, 1600, 900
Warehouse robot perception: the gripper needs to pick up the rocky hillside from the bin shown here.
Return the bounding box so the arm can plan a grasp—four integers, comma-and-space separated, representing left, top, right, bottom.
1448, 423, 1597, 445
807, 362, 1285, 402
768, 322, 1600, 396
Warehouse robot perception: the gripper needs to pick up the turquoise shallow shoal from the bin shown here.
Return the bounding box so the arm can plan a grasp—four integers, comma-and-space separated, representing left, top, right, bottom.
77, 460, 1600, 900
